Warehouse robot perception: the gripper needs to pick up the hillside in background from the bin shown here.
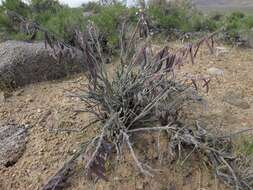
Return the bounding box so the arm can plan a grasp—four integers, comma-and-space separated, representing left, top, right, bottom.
192, 0, 253, 12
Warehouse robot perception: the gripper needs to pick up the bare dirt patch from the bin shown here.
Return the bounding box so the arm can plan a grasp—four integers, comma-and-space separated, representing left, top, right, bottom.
179, 45, 253, 133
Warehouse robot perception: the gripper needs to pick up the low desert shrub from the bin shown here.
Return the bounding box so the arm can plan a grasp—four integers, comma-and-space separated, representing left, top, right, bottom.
1, 0, 252, 45
238, 137, 253, 156
42, 8, 86, 41
222, 11, 253, 43
88, 3, 137, 47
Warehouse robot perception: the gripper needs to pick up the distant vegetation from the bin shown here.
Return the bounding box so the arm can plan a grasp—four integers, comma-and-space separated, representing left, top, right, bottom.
0, 0, 252, 45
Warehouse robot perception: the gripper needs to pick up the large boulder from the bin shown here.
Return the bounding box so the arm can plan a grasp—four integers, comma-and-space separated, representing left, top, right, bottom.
0, 40, 86, 89
239, 31, 253, 48
245, 34, 253, 48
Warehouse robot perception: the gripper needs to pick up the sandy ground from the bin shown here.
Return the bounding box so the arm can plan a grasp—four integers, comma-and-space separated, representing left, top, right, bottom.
181, 45, 253, 133
0, 44, 252, 190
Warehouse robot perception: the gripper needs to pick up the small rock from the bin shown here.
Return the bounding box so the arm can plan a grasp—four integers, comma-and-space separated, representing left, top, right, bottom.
113, 176, 120, 181
41, 166, 47, 171
248, 35, 253, 48
83, 11, 94, 17
0, 92, 5, 103
0, 91, 12, 103
25, 96, 33, 103
237, 102, 250, 109
215, 46, 229, 56
15, 89, 24, 96
223, 91, 250, 109
0, 124, 28, 167
241, 32, 253, 48
207, 67, 224, 77
136, 181, 144, 190
168, 182, 177, 190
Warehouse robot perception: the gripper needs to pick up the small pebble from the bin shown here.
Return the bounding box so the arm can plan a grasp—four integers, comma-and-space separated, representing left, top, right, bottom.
207, 67, 224, 76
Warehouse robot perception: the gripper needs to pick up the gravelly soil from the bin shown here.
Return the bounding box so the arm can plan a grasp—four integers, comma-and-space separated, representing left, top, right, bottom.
0, 44, 252, 190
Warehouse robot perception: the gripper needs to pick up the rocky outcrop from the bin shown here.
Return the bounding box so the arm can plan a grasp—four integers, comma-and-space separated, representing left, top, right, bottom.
0, 41, 86, 89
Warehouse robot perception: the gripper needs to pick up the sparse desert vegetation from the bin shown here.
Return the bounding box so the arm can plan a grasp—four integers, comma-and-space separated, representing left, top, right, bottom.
0, 1, 253, 190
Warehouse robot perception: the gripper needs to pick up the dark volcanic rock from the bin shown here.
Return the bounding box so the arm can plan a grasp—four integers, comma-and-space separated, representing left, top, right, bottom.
0, 124, 28, 167
0, 40, 86, 89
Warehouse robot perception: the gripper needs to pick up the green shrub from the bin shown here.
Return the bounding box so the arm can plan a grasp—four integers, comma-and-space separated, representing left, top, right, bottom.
30, 0, 62, 14
190, 14, 219, 32
0, 0, 31, 38
88, 3, 134, 46
1, 0, 30, 16
43, 8, 86, 41
29, 0, 79, 42
0, 1, 136, 46
229, 12, 245, 20
0, 0, 85, 42
237, 137, 253, 156
82, 2, 102, 13
148, 0, 220, 33
148, 1, 251, 37
244, 140, 253, 156
148, 3, 189, 31
225, 12, 253, 31
210, 12, 224, 21
223, 11, 253, 42
242, 15, 253, 29
0, 0, 252, 45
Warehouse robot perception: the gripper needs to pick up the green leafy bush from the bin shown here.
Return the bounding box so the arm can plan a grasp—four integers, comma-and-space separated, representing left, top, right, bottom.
0, 0, 64, 40
148, 0, 220, 33
0, 1, 136, 47
148, 3, 189, 31
30, 0, 62, 14
237, 137, 253, 156
88, 3, 135, 46
191, 15, 220, 32
223, 11, 253, 42
82, 2, 102, 13
244, 140, 253, 156
0, 0, 252, 45
1, 0, 30, 16
0, 0, 30, 39
43, 8, 86, 41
